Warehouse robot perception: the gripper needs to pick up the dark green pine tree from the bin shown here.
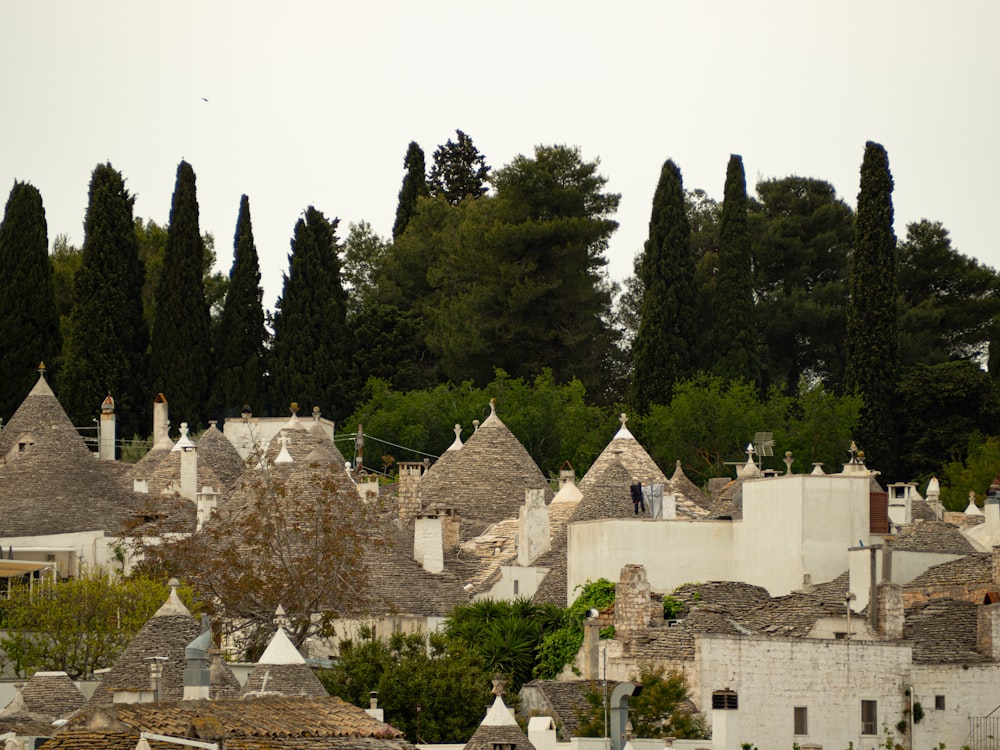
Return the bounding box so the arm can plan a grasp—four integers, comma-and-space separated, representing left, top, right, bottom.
269, 207, 352, 419
711, 154, 760, 386
149, 161, 212, 428
0, 181, 62, 420
630, 160, 699, 412
60, 164, 149, 438
208, 195, 267, 418
393, 142, 429, 239
428, 129, 490, 205
846, 141, 898, 477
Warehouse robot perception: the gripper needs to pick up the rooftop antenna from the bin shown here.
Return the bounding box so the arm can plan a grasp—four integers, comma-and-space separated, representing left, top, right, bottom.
753, 431, 774, 458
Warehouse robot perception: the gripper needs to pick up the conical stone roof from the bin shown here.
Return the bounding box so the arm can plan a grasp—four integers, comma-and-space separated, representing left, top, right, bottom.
239, 627, 328, 698
579, 415, 666, 493
417, 402, 552, 527
0, 373, 138, 535
196, 422, 247, 488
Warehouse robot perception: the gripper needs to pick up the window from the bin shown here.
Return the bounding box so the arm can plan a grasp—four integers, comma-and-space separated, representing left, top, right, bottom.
794, 706, 808, 735
513, 579, 519, 595
861, 700, 878, 735
935, 695, 946, 711
712, 690, 738, 710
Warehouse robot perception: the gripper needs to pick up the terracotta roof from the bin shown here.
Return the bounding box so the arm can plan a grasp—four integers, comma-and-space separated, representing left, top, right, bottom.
58, 695, 406, 741
416, 407, 552, 529
890, 520, 977, 555
0, 375, 140, 536
46, 734, 414, 750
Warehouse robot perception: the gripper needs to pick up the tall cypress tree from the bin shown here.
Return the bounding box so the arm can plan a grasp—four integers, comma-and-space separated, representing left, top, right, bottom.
269, 207, 351, 419
0, 181, 62, 419
711, 154, 760, 386
428, 130, 490, 205
846, 141, 898, 477
208, 195, 266, 418
60, 163, 148, 438
393, 142, 429, 239
630, 159, 698, 411
149, 160, 211, 427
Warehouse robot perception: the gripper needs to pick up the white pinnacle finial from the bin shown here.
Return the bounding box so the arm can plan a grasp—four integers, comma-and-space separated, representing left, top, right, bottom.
275, 435, 294, 464
489, 398, 497, 416
448, 424, 464, 451
172, 422, 195, 451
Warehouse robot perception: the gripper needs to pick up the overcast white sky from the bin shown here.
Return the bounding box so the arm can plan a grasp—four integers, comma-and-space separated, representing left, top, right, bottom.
1, 1, 996, 311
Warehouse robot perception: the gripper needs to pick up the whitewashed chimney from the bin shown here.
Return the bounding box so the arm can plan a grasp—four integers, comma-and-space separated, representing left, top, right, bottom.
99, 394, 116, 460
172, 423, 197, 501
152, 393, 170, 448
518, 489, 550, 566
196, 486, 218, 531
414, 511, 444, 574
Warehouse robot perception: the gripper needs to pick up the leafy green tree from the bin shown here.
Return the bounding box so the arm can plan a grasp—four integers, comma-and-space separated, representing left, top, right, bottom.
60, 163, 149, 439
896, 361, 1000, 481
0, 570, 195, 679
346, 369, 613, 477
269, 206, 352, 419
780, 384, 861, 473
149, 161, 212, 427
428, 145, 620, 397
393, 142, 429, 238
710, 155, 760, 386
846, 141, 898, 478
444, 598, 563, 692
50, 234, 82, 326
343, 221, 391, 318
320, 630, 494, 744
630, 160, 698, 411
209, 195, 267, 418
897, 219, 1000, 367
577, 666, 708, 740
940, 436, 1000, 511
135, 218, 226, 333
750, 176, 853, 394
428, 129, 490, 205
636, 375, 787, 481
535, 579, 616, 680
0, 181, 61, 419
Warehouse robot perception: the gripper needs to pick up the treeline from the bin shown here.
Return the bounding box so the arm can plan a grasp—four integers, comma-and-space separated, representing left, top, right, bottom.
1, 134, 999, 502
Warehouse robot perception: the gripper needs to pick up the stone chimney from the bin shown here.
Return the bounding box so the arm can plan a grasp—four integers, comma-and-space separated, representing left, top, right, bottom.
152, 393, 170, 448
614, 565, 651, 640
397, 461, 427, 522
99, 394, 116, 460
414, 511, 444, 574
876, 582, 904, 639
518, 489, 550, 566
172, 423, 197, 502
441, 507, 460, 554
992, 545, 1000, 586
978, 599, 1000, 660
183, 615, 212, 700
196, 486, 219, 531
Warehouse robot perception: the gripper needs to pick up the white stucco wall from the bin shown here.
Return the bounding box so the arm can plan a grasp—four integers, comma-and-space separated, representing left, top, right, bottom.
568, 520, 735, 605
0, 530, 118, 578
484, 565, 550, 601
848, 547, 963, 613
695, 634, 910, 750
568, 473, 874, 600
910, 663, 1000, 748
